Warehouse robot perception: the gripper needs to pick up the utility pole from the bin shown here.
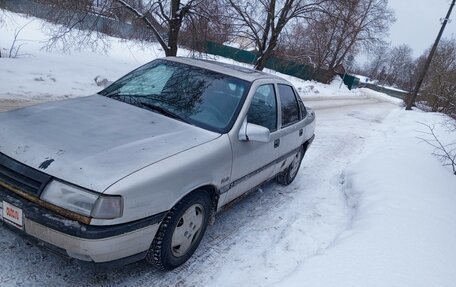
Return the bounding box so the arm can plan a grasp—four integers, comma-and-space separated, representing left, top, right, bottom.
406, 0, 456, 110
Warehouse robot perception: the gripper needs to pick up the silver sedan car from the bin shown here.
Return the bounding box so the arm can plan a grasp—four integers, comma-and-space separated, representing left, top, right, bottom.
0, 57, 315, 270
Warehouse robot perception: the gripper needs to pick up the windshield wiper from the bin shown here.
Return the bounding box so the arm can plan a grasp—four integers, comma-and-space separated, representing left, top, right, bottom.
101, 90, 122, 97
140, 102, 190, 124
102, 94, 190, 124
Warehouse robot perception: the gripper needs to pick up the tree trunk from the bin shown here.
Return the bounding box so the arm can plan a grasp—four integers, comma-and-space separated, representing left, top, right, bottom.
254, 41, 277, 71
254, 55, 267, 71
166, 20, 180, 56
165, 0, 181, 57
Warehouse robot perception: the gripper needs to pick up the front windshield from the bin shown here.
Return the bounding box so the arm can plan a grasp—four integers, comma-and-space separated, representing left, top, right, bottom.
99, 59, 250, 133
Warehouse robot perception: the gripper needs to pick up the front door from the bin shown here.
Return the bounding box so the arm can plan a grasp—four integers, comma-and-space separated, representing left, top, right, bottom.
225, 84, 280, 203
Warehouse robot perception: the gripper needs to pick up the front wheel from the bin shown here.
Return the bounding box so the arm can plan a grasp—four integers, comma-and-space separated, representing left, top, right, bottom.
277, 146, 305, 186
146, 191, 211, 270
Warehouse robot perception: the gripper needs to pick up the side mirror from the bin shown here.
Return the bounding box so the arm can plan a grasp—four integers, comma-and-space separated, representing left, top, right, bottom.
238, 118, 271, 143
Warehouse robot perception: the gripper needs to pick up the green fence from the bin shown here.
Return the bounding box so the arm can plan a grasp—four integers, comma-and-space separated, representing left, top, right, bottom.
340, 74, 360, 90
204, 41, 358, 89
205, 41, 257, 64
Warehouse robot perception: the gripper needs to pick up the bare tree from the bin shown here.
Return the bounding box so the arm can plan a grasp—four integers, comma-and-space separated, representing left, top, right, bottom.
381, 44, 414, 88
113, 0, 203, 56
39, 0, 204, 56
275, 21, 319, 67
362, 44, 390, 79
226, 0, 325, 71
180, 0, 235, 52
416, 39, 456, 119
357, 43, 417, 91
284, 0, 395, 71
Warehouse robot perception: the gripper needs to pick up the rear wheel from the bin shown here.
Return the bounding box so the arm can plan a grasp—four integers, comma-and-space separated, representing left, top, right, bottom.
146, 191, 211, 270
277, 146, 305, 186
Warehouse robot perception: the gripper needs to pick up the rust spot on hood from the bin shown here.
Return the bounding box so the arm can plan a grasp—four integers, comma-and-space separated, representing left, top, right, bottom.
39, 158, 54, 170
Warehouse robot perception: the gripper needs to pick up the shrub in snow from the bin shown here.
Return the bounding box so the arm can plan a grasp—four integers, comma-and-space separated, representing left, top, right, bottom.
417, 122, 456, 175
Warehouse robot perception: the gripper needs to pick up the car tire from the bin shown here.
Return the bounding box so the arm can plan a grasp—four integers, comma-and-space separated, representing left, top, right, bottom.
277, 146, 305, 186
146, 190, 211, 270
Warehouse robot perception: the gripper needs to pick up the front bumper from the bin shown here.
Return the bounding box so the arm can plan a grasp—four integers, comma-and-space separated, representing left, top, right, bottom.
0, 186, 165, 267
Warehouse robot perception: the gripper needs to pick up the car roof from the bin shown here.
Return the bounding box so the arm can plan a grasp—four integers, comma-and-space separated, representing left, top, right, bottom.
164, 57, 286, 83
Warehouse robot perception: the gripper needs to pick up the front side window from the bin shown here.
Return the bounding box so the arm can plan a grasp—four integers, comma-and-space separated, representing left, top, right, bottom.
99, 60, 250, 133
278, 84, 299, 126
247, 84, 277, 132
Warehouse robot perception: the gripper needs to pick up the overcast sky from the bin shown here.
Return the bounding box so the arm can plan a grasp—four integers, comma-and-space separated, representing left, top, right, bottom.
388, 0, 456, 57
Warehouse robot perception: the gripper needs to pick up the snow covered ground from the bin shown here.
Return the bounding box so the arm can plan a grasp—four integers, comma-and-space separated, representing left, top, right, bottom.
281, 109, 456, 287
1, 9, 456, 287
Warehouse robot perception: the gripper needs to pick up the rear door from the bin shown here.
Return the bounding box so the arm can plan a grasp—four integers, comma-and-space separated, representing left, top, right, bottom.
275, 83, 307, 170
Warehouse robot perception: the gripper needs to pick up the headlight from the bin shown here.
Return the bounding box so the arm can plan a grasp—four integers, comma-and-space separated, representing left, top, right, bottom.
92, 196, 123, 219
41, 180, 123, 220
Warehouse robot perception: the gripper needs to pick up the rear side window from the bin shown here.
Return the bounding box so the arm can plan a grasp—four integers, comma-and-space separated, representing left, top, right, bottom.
278, 84, 299, 126
296, 95, 307, 119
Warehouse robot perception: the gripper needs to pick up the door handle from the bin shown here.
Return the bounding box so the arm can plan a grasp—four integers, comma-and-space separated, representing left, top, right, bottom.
299, 129, 303, 136
274, 139, 280, 148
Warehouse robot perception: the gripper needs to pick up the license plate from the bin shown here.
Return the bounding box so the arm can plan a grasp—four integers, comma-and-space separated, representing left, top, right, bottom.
2, 201, 23, 229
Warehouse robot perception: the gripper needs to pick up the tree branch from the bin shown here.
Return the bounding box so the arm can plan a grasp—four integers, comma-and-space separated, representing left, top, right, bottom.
418, 122, 456, 175
114, 0, 168, 52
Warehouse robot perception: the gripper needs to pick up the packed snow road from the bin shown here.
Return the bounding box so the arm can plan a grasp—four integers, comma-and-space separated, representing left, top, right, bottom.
0, 96, 398, 286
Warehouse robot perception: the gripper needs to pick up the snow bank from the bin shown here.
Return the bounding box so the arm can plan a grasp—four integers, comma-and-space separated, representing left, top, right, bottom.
361, 88, 404, 106
280, 110, 456, 287
284, 75, 363, 98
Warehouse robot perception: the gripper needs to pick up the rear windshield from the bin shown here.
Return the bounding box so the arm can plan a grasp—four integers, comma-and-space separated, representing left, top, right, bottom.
99, 59, 250, 133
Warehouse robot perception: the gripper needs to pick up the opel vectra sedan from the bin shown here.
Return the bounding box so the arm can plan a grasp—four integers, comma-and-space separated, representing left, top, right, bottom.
0, 57, 315, 270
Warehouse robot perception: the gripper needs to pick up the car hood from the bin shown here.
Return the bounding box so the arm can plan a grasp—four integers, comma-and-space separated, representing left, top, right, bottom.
0, 95, 220, 192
